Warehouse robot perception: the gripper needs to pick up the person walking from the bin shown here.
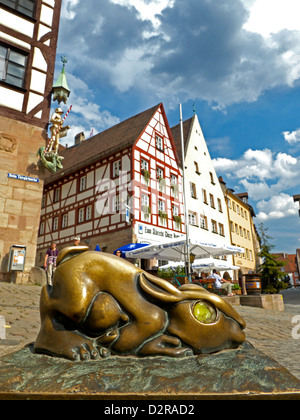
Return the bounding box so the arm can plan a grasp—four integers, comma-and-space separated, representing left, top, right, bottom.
44, 242, 59, 286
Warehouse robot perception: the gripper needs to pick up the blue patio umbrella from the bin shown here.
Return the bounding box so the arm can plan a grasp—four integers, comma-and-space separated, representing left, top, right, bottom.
95, 244, 101, 252
113, 243, 149, 258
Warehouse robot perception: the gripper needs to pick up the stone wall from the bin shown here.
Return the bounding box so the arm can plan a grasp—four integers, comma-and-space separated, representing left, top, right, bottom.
0, 115, 46, 283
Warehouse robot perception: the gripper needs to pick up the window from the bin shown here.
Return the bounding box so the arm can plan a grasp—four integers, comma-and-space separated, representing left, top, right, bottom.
158, 199, 165, 213
0, 44, 27, 88
79, 205, 92, 223
79, 175, 87, 192
209, 193, 215, 208
194, 162, 200, 174
78, 208, 85, 224
158, 200, 167, 226
112, 160, 121, 178
156, 134, 164, 151
217, 198, 223, 213
172, 205, 179, 217
86, 205, 92, 221
219, 223, 224, 236
62, 214, 68, 229
41, 194, 46, 209
54, 188, 60, 203
227, 199, 231, 209
0, 0, 37, 18
210, 172, 215, 184
141, 158, 149, 171
53, 217, 59, 231
190, 183, 197, 199
212, 220, 217, 233
188, 212, 197, 226
39, 222, 45, 235
232, 202, 236, 212
237, 205, 240, 215
112, 195, 120, 214
141, 194, 151, 216
200, 215, 208, 230
170, 174, 178, 198
202, 189, 208, 204
141, 159, 150, 184
156, 166, 164, 179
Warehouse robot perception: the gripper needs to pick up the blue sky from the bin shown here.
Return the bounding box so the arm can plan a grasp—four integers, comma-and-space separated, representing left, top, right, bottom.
54, 0, 300, 253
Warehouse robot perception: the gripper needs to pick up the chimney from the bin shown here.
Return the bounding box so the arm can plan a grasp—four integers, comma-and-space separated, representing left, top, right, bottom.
75, 132, 85, 145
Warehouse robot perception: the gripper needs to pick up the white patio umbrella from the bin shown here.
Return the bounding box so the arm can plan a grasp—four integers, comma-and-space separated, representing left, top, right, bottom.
160, 258, 240, 272
125, 237, 244, 262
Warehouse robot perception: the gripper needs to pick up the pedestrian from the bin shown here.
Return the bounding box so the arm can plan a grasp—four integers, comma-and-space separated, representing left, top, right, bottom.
115, 250, 122, 258
209, 269, 234, 296
73, 236, 81, 246
44, 242, 59, 286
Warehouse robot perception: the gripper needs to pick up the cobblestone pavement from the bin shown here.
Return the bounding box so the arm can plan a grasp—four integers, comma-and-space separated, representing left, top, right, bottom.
0, 283, 299, 381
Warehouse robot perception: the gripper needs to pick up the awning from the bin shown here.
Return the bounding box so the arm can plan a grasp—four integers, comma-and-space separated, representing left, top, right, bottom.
125, 237, 244, 262
114, 243, 149, 258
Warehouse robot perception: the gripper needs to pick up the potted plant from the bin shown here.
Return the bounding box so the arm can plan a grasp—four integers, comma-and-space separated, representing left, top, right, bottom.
232, 283, 242, 295
141, 169, 150, 184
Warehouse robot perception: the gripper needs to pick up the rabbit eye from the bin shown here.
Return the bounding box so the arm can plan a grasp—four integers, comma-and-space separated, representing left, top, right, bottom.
193, 301, 217, 324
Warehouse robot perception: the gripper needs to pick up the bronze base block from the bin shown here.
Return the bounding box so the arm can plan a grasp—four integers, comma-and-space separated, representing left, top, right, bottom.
0, 342, 300, 400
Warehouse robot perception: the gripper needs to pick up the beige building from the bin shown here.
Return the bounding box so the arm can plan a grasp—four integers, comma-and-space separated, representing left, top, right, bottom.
0, 0, 62, 283
219, 179, 259, 280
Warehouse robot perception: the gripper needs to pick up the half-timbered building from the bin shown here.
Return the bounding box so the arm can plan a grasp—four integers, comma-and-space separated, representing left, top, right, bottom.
0, 0, 62, 282
37, 103, 185, 268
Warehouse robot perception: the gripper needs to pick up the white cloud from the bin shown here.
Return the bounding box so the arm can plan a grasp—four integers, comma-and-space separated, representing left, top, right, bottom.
61, 0, 79, 19
57, 0, 300, 111
213, 149, 300, 201
283, 128, 300, 144
111, 0, 175, 28
256, 193, 299, 221
244, 0, 300, 38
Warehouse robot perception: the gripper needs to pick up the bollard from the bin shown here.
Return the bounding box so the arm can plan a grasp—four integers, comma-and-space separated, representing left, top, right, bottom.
0, 315, 6, 340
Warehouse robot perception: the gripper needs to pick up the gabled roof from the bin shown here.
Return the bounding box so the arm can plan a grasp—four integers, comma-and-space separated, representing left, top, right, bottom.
171, 116, 194, 166
45, 103, 161, 185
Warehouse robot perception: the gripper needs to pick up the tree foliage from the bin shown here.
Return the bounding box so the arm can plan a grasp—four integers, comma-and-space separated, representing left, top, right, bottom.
257, 223, 286, 293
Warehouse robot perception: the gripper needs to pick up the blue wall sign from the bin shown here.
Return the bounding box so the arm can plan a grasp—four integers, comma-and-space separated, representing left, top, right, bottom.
8, 173, 40, 183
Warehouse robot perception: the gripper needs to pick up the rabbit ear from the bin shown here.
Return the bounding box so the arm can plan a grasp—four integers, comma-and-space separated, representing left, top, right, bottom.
56, 246, 89, 267
139, 272, 184, 303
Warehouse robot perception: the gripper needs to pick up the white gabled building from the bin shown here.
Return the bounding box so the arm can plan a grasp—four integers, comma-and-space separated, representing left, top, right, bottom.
171, 114, 235, 277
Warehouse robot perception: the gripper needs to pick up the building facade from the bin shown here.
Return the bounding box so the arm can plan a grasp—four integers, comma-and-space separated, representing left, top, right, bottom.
37, 104, 185, 267
273, 253, 299, 286
171, 115, 235, 276
220, 183, 259, 279
0, 0, 62, 282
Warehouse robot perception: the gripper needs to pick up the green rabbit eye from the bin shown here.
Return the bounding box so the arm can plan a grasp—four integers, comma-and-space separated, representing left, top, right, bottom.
193, 301, 217, 324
